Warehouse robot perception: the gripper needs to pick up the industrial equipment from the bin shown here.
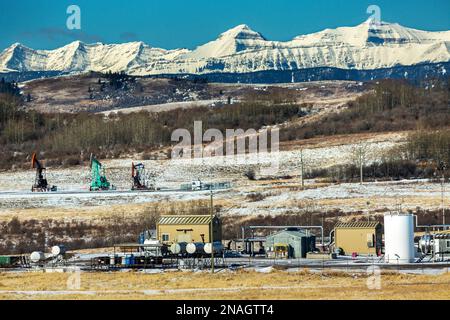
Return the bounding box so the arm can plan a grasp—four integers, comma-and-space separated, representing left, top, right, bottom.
204, 242, 224, 255
331, 221, 382, 256
433, 233, 450, 261
132, 162, 152, 190
267, 244, 289, 259
89, 154, 114, 191
139, 230, 157, 244
419, 234, 434, 255
384, 213, 415, 263
191, 179, 204, 191
186, 242, 204, 255
51, 245, 66, 256
157, 215, 222, 245
30, 251, 46, 263
0, 255, 21, 268
31, 153, 57, 192
170, 242, 187, 255
180, 180, 231, 191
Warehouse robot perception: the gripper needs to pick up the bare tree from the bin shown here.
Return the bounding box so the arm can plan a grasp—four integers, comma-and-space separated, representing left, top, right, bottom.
351, 142, 369, 184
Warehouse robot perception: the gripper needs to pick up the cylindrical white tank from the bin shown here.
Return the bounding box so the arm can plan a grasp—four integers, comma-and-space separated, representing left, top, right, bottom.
384, 214, 415, 263
51, 245, 66, 256
170, 242, 187, 254
30, 251, 46, 263
186, 243, 204, 254
204, 242, 223, 255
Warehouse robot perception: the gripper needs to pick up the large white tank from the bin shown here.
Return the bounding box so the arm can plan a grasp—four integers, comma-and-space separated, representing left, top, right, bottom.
30, 251, 46, 263
186, 243, 204, 254
51, 245, 66, 256
170, 242, 187, 254
384, 214, 415, 263
204, 242, 223, 255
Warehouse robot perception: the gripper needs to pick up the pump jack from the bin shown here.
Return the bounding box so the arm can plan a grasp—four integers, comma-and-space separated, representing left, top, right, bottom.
89, 154, 115, 191
31, 153, 57, 192
132, 162, 152, 190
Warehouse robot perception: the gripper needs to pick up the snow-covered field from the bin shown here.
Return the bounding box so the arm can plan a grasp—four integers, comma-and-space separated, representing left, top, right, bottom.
0, 131, 446, 216
0, 132, 405, 193
100, 99, 230, 115
0, 189, 214, 210
229, 179, 449, 216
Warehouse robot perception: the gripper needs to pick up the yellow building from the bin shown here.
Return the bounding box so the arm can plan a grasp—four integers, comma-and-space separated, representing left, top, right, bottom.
157, 215, 222, 245
332, 221, 382, 255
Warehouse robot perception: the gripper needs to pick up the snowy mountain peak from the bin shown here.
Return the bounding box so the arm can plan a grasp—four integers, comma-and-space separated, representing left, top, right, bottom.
364, 21, 438, 45
185, 24, 267, 59
1, 20, 449, 77
219, 24, 266, 41
4, 43, 31, 55
62, 40, 86, 51
9, 42, 25, 49
293, 20, 450, 47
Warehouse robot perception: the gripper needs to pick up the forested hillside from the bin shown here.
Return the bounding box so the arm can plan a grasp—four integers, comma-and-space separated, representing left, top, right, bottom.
0, 78, 449, 173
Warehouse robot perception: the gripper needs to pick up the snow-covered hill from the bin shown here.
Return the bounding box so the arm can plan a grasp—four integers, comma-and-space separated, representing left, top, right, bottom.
1, 20, 449, 78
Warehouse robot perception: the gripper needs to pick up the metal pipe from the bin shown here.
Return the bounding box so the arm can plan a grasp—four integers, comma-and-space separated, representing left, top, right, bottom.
414, 215, 450, 229
210, 190, 214, 273
241, 226, 245, 251
244, 225, 324, 247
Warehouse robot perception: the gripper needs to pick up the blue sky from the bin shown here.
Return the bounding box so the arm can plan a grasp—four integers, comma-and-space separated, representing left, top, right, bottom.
0, 0, 449, 51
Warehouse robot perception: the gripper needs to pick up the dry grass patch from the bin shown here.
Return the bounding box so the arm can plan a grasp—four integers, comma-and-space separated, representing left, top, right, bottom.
0, 269, 449, 300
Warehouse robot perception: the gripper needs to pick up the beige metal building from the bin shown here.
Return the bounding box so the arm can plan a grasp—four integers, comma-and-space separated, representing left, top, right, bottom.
332, 221, 382, 255
157, 215, 222, 245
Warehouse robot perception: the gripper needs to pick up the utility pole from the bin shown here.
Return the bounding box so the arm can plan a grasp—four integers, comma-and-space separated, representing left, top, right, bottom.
442, 172, 446, 226
210, 190, 214, 274
439, 162, 447, 228
44, 228, 48, 252
359, 147, 364, 185
300, 149, 305, 189
322, 211, 325, 247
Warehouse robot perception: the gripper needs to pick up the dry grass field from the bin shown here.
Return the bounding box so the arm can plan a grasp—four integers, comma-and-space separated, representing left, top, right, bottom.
0, 270, 449, 300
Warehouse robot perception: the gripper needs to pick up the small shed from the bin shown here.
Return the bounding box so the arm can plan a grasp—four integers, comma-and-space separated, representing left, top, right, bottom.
332, 221, 382, 255
433, 233, 450, 260
157, 215, 222, 245
265, 228, 316, 259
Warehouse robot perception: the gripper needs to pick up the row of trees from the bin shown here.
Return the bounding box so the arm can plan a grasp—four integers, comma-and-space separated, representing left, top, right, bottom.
308, 129, 450, 182
0, 77, 448, 172
0, 87, 306, 169
0, 78, 20, 96
281, 78, 450, 141
404, 129, 450, 169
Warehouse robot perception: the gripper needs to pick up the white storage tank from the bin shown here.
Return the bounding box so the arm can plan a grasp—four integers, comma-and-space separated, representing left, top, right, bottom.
30, 251, 46, 263
51, 245, 66, 256
204, 242, 223, 255
170, 242, 187, 254
186, 243, 204, 254
384, 213, 415, 263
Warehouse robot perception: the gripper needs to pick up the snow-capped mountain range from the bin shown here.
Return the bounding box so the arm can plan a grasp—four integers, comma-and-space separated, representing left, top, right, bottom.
1, 20, 449, 81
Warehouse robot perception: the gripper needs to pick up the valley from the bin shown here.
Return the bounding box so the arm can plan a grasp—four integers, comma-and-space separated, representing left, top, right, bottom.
1, 0, 449, 305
